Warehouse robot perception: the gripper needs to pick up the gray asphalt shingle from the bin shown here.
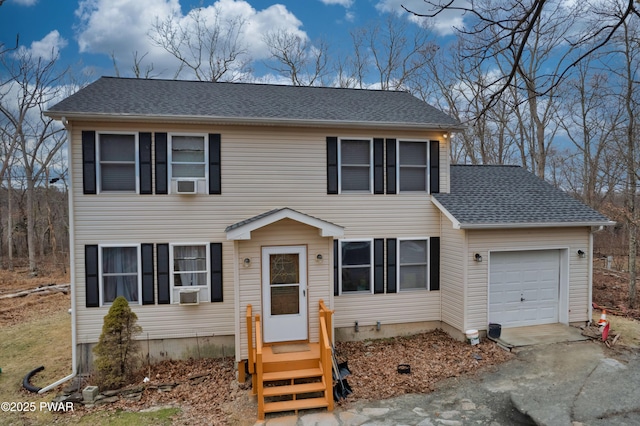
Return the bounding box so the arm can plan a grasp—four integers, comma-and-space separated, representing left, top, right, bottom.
433, 165, 613, 228
46, 77, 461, 128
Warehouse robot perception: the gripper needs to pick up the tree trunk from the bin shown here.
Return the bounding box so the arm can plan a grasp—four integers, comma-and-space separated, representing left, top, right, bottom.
26, 175, 37, 274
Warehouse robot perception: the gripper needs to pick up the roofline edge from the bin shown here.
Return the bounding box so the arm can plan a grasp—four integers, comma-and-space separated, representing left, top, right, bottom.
458, 220, 617, 230
43, 112, 466, 131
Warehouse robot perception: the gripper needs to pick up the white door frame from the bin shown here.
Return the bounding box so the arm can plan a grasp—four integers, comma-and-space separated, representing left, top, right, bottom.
262, 245, 308, 343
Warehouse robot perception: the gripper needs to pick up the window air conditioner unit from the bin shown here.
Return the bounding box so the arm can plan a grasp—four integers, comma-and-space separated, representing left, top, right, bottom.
178, 288, 200, 305
176, 179, 197, 194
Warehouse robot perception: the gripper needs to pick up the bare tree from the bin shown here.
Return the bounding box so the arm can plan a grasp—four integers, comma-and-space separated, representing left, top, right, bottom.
404, 0, 640, 115
606, 12, 640, 308
335, 15, 438, 90
415, 37, 519, 165
0, 48, 68, 273
557, 59, 623, 209
262, 29, 330, 86
148, 6, 251, 82
111, 51, 157, 79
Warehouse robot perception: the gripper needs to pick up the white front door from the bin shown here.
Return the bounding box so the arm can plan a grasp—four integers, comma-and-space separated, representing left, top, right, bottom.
262, 246, 308, 343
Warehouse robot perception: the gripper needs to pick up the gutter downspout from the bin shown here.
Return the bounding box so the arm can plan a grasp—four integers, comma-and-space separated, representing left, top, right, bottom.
39, 117, 77, 393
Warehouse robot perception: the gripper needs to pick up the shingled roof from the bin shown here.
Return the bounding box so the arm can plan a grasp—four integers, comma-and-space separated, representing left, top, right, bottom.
432, 165, 614, 229
45, 77, 462, 130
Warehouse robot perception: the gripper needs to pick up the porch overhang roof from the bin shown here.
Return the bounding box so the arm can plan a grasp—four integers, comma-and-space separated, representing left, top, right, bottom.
225, 208, 344, 240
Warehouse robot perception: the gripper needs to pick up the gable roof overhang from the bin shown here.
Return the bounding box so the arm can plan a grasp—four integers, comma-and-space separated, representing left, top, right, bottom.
432, 197, 615, 230
44, 77, 466, 132
45, 112, 465, 133
432, 165, 616, 230
225, 208, 344, 241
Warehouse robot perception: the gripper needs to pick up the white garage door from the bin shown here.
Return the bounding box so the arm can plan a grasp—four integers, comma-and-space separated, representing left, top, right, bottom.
489, 250, 560, 328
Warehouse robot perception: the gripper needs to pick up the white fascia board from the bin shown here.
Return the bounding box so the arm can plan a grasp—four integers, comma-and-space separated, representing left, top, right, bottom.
226, 208, 344, 241
44, 112, 466, 132
430, 197, 462, 229
459, 220, 617, 229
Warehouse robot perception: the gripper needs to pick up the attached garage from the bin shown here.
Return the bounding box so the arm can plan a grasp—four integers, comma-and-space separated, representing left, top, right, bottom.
433, 165, 615, 335
489, 250, 561, 328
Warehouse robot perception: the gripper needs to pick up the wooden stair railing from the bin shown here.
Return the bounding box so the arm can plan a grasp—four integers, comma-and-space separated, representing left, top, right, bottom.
255, 313, 264, 418
246, 304, 257, 395
249, 301, 335, 420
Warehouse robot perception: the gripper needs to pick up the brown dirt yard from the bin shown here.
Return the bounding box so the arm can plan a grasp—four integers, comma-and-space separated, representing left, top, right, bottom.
1, 265, 638, 425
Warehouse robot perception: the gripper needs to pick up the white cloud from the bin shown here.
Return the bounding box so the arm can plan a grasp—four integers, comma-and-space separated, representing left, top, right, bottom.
10, 0, 38, 6
17, 30, 68, 60
319, 0, 354, 6
376, 0, 469, 36
74, 0, 306, 77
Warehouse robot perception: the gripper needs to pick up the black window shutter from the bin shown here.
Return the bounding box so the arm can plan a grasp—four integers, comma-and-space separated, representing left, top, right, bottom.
429, 140, 440, 194
333, 240, 339, 296
374, 238, 384, 294
430, 237, 440, 291
374, 138, 384, 194
85, 245, 99, 307
139, 133, 152, 195
327, 137, 338, 194
386, 238, 397, 293
386, 138, 396, 194
209, 134, 221, 195
155, 133, 168, 195
141, 243, 155, 304
210, 242, 223, 302
82, 131, 96, 195
157, 243, 170, 304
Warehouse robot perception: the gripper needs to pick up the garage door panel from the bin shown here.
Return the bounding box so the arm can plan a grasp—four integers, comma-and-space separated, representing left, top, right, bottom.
489, 250, 560, 328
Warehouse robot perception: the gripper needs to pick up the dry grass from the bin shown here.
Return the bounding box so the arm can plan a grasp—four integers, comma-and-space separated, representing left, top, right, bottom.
0, 305, 72, 425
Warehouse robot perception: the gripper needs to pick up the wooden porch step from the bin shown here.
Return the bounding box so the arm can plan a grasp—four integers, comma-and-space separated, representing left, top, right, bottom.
263, 381, 326, 397
262, 367, 323, 382
264, 397, 329, 414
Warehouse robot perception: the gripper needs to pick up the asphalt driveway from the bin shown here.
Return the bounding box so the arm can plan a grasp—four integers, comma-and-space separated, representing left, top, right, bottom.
258, 339, 640, 425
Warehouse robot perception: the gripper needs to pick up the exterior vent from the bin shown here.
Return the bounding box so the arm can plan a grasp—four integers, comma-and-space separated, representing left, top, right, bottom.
176, 179, 197, 194
178, 288, 200, 305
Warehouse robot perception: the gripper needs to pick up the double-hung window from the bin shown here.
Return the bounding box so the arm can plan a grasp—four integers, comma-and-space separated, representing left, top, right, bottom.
340, 138, 372, 192
398, 141, 428, 192
97, 133, 138, 192
398, 238, 429, 291
170, 243, 210, 302
100, 245, 141, 304
169, 134, 207, 192
339, 240, 373, 293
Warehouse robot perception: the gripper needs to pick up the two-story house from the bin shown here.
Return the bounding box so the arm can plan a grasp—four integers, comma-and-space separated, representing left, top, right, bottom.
45, 77, 613, 418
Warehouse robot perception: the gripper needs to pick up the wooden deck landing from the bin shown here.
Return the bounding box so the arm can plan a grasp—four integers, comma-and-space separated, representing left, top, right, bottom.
246, 302, 334, 420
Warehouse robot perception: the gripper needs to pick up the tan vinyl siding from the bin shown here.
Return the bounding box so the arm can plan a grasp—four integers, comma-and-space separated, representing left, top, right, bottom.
466, 227, 591, 331
71, 121, 448, 347
236, 219, 331, 360
333, 292, 441, 328
439, 215, 466, 331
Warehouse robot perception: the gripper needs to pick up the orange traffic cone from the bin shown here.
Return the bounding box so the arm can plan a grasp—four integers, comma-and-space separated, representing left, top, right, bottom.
598, 309, 608, 326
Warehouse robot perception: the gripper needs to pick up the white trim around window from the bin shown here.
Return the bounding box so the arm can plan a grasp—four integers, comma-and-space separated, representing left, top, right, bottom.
98, 243, 142, 306
338, 238, 374, 295
96, 132, 140, 194
397, 237, 430, 291
168, 133, 208, 194
338, 137, 373, 194
396, 139, 429, 193
169, 242, 210, 304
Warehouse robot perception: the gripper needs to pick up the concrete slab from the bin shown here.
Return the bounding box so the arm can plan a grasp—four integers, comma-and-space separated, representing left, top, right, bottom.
489, 323, 589, 348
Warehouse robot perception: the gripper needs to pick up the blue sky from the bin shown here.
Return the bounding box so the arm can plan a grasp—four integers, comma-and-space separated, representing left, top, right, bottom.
0, 0, 462, 81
